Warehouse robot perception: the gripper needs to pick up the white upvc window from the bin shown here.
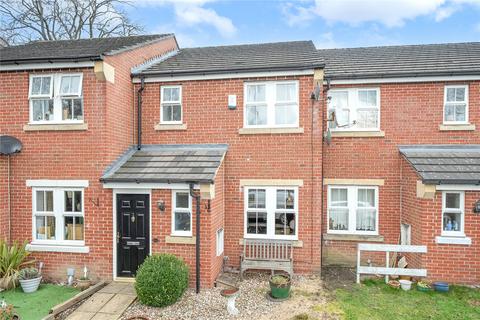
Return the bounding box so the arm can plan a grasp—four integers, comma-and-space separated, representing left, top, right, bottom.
29, 73, 83, 124
216, 228, 224, 256
244, 186, 298, 240
327, 88, 380, 131
171, 190, 192, 236
327, 185, 379, 235
444, 85, 468, 124
441, 191, 465, 237
244, 81, 299, 128
161, 85, 182, 124
32, 187, 85, 245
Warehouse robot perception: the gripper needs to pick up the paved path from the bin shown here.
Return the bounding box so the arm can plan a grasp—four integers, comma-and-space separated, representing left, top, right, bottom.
66, 282, 136, 320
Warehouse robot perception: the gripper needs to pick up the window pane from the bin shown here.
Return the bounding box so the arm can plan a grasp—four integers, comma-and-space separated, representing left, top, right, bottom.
65, 191, 73, 212
455, 104, 466, 122
275, 104, 297, 125
70, 76, 80, 94
246, 85, 266, 102
31, 77, 42, 95
446, 88, 456, 102
329, 208, 348, 230
247, 211, 267, 234
445, 193, 460, 209
61, 76, 71, 94
35, 216, 55, 240
41, 77, 51, 95
64, 216, 84, 240
36, 191, 44, 212
36, 191, 53, 211
330, 91, 348, 108
246, 105, 267, 125
356, 208, 376, 231
46, 191, 53, 211
358, 189, 375, 207
73, 99, 83, 120
330, 189, 347, 207
276, 83, 296, 101
32, 99, 53, 121
174, 211, 191, 231
358, 90, 377, 107
356, 109, 378, 129
163, 87, 180, 102
275, 212, 295, 235
62, 99, 73, 120
176, 192, 189, 209
74, 191, 82, 212
172, 105, 182, 121
162, 105, 172, 121
248, 189, 266, 209
276, 189, 295, 209
443, 212, 461, 232
445, 104, 455, 121
455, 88, 465, 101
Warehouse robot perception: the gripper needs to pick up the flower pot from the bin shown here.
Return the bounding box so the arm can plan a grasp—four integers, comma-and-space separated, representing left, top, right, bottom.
433, 282, 449, 292
399, 279, 412, 291
76, 279, 92, 291
19, 276, 42, 293
269, 274, 291, 299
417, 285, 432, 292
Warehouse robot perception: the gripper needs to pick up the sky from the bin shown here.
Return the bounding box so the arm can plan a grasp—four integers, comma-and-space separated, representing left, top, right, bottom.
127, 0, 480, 48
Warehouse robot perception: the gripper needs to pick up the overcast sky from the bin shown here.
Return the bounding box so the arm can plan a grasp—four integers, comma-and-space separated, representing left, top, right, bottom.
128, 0, 480, 48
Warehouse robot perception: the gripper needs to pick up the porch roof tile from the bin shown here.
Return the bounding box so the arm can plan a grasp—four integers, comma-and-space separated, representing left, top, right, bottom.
399, 145, 480, 185
101, 144, 228, 184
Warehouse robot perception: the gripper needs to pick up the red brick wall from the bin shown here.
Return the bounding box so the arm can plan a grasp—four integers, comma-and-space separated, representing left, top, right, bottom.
137, 75, 323, 275
322, 80, 480, 269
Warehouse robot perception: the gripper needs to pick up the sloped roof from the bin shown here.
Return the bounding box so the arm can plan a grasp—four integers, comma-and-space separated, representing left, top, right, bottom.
318, 42, 480, 80
399, 145, 480, 185
101, 144, 228, 184
135, 40, 324, 76
0, 34, 174, 65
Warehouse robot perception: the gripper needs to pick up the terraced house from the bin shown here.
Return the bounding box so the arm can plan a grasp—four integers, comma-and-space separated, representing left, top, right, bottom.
1, 35, 479, 287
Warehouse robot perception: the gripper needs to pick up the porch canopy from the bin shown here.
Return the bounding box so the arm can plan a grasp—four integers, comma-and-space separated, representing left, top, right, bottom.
101, 144, 228, 185
399, 145, 480, 185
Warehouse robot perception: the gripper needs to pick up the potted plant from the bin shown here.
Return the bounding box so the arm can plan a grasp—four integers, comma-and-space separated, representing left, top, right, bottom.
269, 273, 291, 299
76, 276, 91, 291
0, 301, 20, 320
417, 281, 432, 292
0, 240, 35, 290
18, 267, 42, 293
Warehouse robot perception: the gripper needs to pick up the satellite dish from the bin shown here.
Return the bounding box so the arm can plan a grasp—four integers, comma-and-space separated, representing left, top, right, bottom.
0, 135, 23, 155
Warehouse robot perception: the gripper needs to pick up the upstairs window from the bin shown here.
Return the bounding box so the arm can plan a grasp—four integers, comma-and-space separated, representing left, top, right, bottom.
244, 81, 299, 128
442, 191, 464, 237
161, 86, 182, 124
444, 85, 468, 124
29, 74, 83, 124
328, 88, 380, 131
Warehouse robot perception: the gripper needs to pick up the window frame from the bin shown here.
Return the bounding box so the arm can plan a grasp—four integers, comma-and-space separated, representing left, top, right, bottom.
216, 228, 224, 256
160, 85, 183, 124
327, 185, 379, 235
243, 186, 299, 240
441, 191, 465, 237
327, 87, 381, 132
243, 81, 299, 129
171, 190, 192, 237
443, 85, 469, 125
31, 187, 85, 246
29, 73, 84, 124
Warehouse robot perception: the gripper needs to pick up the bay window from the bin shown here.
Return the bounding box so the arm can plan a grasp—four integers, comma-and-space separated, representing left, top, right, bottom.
442, 191, 464, 236
244, 186, 298, 239
29, 74, 83, 124
171, 190, 192, 236
328, 185, 378, 234
161, 86, 182, 124
328, 88, 380, 131
444, 85, 468, 124
244, 81, 299, 128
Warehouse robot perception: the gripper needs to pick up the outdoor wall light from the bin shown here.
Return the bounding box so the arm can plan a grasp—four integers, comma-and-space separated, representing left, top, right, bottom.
474, 200, 480, 213
157, 200, 166, 212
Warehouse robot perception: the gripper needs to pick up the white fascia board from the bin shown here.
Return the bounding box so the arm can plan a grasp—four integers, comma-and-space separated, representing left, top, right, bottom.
26, 179, 89, 188
327, 75, 480, 85
436, 184, 480, 191
133, 69, 315, 83
1, 61, 95, 71
103, 182, 197, 189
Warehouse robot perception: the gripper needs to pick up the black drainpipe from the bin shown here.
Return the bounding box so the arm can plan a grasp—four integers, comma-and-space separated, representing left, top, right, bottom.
190, 183, 201, 294
137, 77, 145, 150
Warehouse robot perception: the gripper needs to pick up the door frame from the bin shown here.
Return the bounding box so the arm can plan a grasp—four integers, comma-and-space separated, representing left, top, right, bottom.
112, 188, 152, 280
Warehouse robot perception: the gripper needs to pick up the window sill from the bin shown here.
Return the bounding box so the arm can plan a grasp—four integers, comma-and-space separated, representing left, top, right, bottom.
154, 123, 187, 131
435, 236, 471, 245
26, 243, 90, 253
238, 238, 303, 247
329, 131, 385, 138
323, 233, 384, 242
238, 127, 304, 135
23, 123, 88, 131
165, 235, 195, 244
439, 124, 475, 131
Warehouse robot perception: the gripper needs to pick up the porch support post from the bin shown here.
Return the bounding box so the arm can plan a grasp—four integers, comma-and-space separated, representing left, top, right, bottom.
190, 183, 201, 294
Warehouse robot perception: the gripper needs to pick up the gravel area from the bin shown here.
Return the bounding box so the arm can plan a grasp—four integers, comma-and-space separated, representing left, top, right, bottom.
121, 273, 334, 320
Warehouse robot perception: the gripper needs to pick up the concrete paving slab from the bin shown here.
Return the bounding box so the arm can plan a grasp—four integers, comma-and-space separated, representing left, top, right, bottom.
98, 282, 130, 294
119, 284, 136, 296
76, 292, 115, 312
65, 311, 96, 320
99, 293, 136, 315
91, 312, 120, 320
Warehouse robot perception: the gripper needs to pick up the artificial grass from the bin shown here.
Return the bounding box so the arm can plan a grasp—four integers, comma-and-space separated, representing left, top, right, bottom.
333, 279, 480, 320
0, 284, 79, 320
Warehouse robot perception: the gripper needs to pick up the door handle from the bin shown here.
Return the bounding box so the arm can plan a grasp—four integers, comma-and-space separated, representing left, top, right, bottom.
117, 232, 121, 243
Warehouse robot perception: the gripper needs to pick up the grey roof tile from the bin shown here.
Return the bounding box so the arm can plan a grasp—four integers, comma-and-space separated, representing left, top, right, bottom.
136, 40, 324, 76
101, 144, 228, 184
0, 34, 173, 65
399, 145, 480, 185
318, 42, 480, 79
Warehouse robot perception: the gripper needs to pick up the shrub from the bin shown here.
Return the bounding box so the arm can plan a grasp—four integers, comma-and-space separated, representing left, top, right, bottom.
18, 267, 40, 280
135, 254, 189, 307
0, 241, 34, 289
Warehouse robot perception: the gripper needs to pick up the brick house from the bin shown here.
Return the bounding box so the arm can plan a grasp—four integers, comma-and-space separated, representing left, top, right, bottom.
1, 36, 479, 287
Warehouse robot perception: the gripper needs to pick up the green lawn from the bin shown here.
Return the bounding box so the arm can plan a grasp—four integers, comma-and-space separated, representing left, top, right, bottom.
332, 280, 480, 320
1, 284, 79, 320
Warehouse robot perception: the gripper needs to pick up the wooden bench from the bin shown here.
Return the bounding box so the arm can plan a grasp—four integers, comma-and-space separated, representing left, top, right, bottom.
240, 239, 293, 279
